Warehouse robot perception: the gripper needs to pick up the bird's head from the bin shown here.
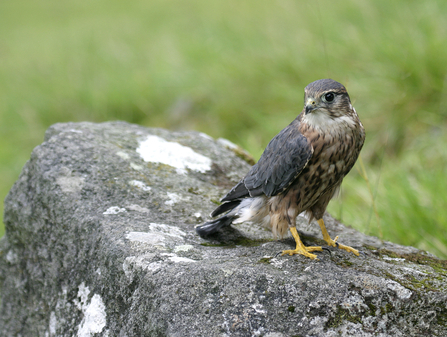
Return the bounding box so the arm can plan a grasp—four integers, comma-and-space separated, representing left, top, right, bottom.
301, 79, 357, 132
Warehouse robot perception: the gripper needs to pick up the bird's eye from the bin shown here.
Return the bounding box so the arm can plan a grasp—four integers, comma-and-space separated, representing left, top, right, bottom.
323, 92, 335, 102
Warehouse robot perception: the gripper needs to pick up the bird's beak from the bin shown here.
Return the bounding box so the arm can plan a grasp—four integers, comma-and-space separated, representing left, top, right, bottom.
305, 98, 317, 115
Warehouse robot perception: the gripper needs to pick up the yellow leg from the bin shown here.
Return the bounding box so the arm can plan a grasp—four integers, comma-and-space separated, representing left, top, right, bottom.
281, 227, 323, 260
317, 219, 359, 256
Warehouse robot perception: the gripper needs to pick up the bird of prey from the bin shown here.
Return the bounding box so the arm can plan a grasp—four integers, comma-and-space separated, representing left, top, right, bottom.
196, 79, 365, 259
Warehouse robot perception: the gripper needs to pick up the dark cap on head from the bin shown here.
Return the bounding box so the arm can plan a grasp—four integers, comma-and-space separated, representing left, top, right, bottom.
305, 79, 348, 97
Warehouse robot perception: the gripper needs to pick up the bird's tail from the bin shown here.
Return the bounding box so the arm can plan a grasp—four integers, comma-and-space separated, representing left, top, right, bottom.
195, 215, 235, 237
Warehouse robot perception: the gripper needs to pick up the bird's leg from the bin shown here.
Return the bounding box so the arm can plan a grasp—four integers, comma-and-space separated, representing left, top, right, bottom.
317, 219, 359, 256
281, 227, 323, 260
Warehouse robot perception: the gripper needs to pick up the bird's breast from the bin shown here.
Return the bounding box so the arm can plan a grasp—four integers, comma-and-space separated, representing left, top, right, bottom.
292, 121, 362, 201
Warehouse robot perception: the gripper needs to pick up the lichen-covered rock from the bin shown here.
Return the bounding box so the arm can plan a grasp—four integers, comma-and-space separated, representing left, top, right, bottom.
0, 121, 446, 337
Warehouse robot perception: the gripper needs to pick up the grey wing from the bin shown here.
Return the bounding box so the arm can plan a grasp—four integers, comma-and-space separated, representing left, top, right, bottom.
221, 120, 313, 202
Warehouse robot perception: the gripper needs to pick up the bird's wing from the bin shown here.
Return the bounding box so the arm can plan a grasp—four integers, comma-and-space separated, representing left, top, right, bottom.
221, 120, 313, 202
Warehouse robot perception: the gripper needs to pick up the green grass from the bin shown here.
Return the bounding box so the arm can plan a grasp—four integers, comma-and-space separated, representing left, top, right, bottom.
1, 0, 446, 258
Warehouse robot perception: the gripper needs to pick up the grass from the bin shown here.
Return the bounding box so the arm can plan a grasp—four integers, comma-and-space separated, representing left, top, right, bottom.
0, 0, 446, 258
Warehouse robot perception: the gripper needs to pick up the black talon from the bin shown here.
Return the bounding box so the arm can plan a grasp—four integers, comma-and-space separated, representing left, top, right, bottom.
335, 242, 340, 248
275, 251, 282, 258
322, 247, 332, 257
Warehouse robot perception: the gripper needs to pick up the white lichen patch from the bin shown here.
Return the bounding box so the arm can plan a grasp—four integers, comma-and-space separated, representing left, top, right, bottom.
136, 135, 212, 174
164, 192, 189, 206
123, 254, 162, 278
116, 151, 130, 160
125, 223, 186, 248
252, 303, 267, 315
57, 176, 85, 194
160, 252, 197, 263
148, 223, 186, 237
174, 244, 194, 252
168, 256, 197, 263
221, 268, 234, 277
400, 266, 428, 276
6, 250, 18, 264
130, 162, 143, 171
129, 180, 152, 191
49, 311, 57, 336
103, 206, 127, 215
341, 293, 369, 312
386, 280, 412, 299
77, 294, 107, 337
75, 282, 91, 310
75, 282, 107, 337
127, 204, 150, 213
383, 255, 406, 262
270, 258, 286, 269
147, 261, 164, 272
126, 232, 168, 246
123, 251, 197, 279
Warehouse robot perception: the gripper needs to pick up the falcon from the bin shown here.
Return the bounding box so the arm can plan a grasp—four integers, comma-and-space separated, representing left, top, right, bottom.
196, 79, 365, 259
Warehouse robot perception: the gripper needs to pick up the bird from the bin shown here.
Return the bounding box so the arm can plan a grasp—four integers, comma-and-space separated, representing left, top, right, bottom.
196, 79, 365, 259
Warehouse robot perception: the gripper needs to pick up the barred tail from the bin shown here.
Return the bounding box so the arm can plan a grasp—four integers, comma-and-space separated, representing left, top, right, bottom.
195, 215, 234, 237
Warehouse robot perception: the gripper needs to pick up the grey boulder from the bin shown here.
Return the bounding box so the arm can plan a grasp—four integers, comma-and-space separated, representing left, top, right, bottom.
0, 121, 446, 337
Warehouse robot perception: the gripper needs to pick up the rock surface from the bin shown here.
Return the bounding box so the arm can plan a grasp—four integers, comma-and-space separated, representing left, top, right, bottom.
0, 121, 446, 337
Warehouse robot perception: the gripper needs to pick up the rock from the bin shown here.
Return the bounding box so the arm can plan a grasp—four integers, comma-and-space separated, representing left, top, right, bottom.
0, 121, 446, 337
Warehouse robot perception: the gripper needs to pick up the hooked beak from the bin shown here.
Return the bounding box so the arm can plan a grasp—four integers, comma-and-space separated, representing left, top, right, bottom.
305, 98, 317, 115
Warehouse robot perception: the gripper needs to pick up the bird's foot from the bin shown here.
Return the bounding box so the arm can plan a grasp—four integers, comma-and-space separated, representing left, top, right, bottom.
317, 219, 359, 257
324, 235, 359, 256
281, 245, 322, 260
281, 227, 323, 260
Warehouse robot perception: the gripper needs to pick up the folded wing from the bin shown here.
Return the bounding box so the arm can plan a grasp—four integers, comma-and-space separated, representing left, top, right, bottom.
220, 120, 313, 205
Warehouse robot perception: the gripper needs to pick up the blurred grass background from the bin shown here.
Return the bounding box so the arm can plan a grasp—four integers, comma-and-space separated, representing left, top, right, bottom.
1, 0, 446, 258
